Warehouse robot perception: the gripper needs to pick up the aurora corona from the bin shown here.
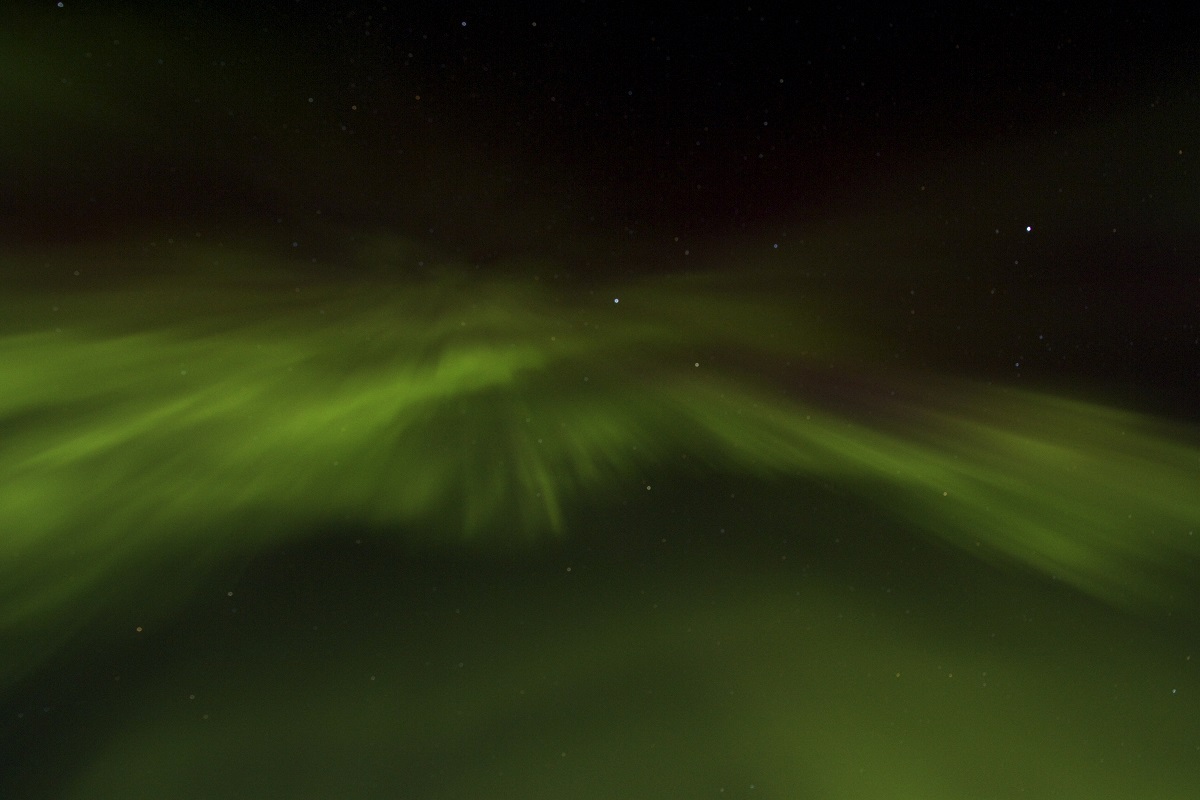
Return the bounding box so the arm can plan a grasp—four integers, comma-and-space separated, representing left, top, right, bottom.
2, 237, 1197, 691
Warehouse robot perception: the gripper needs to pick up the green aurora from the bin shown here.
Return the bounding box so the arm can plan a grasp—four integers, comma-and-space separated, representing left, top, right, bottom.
2, 238, 1197, 690
2, 237, 1198, 798
2, 7, 1199, 796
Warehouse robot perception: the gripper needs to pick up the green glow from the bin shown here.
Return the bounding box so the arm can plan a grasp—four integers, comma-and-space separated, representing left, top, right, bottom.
2, 240, 1198, 671
4, 9, 1197, 797
48, 565, 1200, 800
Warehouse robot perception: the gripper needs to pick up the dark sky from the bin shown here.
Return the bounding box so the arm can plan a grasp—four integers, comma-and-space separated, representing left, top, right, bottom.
232, 2, 1194, 236
3, 1, 1197, 410
9, 1, 1195, 243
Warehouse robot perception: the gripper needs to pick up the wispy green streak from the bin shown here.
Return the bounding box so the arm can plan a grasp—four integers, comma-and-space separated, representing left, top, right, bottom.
1, 243, 1197, 681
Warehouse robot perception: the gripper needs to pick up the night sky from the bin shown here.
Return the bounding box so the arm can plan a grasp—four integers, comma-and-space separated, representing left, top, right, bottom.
2, 3, 1199, 798
6, 2, 1197, 408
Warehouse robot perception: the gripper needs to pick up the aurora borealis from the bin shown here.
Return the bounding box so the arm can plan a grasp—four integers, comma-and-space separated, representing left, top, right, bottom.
1, 245, 1196, 647
2, 3, 1198, 798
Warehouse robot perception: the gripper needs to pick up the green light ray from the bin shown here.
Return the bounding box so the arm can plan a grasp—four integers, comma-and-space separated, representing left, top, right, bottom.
1, 242, 1197, 685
